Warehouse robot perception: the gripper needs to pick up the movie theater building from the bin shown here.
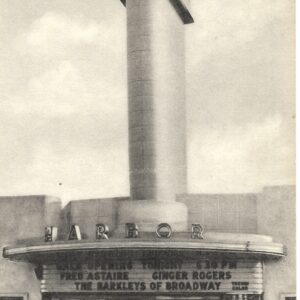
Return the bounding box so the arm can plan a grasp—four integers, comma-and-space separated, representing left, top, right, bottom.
1, 1, 296, 300
0, 186, 296, 300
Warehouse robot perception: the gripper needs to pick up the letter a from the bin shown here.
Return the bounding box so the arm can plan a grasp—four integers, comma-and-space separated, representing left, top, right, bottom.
126, 223, 139, 238
68, 224, 82, 240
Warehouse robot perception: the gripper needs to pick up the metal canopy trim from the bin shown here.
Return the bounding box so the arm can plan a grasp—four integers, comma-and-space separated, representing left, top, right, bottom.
3, 239, 285, 261
120, 0, 194, 24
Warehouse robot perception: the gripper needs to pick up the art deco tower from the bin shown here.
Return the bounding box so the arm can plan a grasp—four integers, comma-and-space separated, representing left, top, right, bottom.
118, 0, 194, 231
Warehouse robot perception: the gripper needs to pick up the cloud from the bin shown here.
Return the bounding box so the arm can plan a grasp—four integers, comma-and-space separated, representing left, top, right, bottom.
11, 10, 127, 109
2, 61, 87, 116
188, 115, 295, 193
0, 58, 129, 203
186, 0, 294, 130
4, 58, 126, 115
1, 58, 128, 156
0, 1, 294, 202
187, 0, 292, 64
16, 10, 126, 60
25, 12, 101, 55
28, 61, 86, 115
0, 141, 129, 205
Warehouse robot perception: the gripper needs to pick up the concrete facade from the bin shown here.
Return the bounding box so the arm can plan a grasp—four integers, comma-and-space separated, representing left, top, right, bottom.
178, 193, 258, 233
0, 196, 61, 300
257, 186, 296, 300
0, 186, 295, 300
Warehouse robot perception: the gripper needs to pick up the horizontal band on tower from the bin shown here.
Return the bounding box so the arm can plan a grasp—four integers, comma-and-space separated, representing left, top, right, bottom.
120, 0, 194, 24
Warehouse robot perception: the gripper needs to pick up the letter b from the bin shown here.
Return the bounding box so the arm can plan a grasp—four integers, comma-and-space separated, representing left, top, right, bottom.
126, 223, 139, 238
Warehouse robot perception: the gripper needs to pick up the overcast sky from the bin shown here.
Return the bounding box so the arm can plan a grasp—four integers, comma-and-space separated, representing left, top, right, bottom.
0, 0, 295, 205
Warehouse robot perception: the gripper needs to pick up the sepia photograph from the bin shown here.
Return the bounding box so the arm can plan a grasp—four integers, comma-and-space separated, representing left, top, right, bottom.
0, 0, 295, 299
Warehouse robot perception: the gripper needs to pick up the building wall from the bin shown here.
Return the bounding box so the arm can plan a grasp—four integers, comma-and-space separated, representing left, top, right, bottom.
62, 197, 129, 239
257, 186, 296, 300
177, 193, 257, 233
0, 195, 61, 300
62, 193, 258, 236
0, 186, 295, 300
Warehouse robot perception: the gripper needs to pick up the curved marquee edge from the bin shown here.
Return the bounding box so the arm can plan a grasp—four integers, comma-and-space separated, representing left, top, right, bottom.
3, 240, 286, 261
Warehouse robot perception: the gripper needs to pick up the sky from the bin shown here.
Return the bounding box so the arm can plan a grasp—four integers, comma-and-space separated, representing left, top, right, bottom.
0, 0, 295, 205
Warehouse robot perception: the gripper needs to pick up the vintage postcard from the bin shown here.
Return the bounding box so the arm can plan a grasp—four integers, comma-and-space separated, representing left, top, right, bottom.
0, 1, 295, 300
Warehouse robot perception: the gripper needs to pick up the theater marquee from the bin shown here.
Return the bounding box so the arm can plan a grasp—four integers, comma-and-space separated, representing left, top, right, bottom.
41, 258, 263, 294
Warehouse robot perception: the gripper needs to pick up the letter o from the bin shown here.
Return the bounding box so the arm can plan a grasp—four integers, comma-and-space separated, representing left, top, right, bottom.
199, 272, 205, 279
150, 282, 157, 290
156, 223, 172, 238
